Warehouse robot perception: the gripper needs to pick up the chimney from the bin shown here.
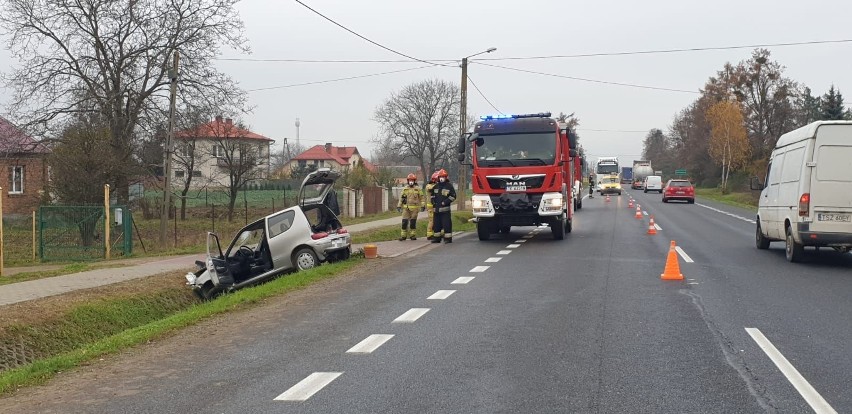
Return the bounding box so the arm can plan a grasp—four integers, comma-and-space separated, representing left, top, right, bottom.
215, 115, 223, 123
225, 118, 232, 125
325, 142, 332, 153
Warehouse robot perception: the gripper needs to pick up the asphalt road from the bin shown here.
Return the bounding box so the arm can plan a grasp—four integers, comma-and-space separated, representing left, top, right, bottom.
3, 191, 850, 413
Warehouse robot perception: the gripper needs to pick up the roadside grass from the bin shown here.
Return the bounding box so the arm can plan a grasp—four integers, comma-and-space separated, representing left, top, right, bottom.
695, 188, 758, 210
351, 211, 475, 244
0, 258, 361, 396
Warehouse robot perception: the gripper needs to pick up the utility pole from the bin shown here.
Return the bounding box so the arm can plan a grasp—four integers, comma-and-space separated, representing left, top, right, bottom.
457, 57, 469, 210
160, 51, 179, 245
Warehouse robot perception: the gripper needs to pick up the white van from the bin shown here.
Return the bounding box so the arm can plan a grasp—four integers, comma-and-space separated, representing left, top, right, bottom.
752, 121, 852, 262
643, 175, 662, 193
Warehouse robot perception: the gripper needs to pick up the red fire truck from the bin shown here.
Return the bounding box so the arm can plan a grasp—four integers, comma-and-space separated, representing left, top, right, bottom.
457, 112, 578, 240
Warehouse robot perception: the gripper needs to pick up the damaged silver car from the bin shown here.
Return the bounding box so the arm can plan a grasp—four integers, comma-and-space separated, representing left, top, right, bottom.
185, 168, 351, 299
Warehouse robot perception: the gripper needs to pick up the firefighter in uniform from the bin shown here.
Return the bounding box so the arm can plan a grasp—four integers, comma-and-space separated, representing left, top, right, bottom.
430, 169, 456, 243
588, 173, 595, 198
424, 171, 439, 240
397, 173, 426, 241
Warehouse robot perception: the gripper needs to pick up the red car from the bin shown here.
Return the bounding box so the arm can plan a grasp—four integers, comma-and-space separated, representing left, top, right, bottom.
662, 179, 695, 203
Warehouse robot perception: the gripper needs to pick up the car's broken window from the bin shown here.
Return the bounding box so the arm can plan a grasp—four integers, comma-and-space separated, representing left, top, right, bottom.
268, 210, 296, 239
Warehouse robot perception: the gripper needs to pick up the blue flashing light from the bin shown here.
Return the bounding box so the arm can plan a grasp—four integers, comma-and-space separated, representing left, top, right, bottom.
479, 112, 552, 120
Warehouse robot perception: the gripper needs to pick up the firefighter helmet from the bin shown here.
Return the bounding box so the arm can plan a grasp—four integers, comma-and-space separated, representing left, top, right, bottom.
437, 169, 448, 178
430, 171, 439, 183
407, 173, 417, 181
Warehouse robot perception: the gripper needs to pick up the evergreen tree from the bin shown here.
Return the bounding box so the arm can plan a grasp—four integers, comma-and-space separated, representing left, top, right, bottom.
820, 85, 849, 120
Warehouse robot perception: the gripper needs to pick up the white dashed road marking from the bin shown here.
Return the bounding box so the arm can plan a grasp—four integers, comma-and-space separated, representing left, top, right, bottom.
470, 266, 490, 272
346, 334, 394, 354
275, 372, 342, 401
745, 328, 838, 414
654, 223, 662, 230
485, 257, 502, 263
452, 276, 475, 284
393, 308, 430, 323
497, 250, 512, 255
675, 246, 694, 263
507, 244, 521, 249
643, 211, 649, 216
515, 240, 527, 243
428, 290, 456, 300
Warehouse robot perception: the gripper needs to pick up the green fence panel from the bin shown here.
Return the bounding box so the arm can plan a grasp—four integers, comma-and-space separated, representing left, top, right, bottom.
38, 205, 132, 261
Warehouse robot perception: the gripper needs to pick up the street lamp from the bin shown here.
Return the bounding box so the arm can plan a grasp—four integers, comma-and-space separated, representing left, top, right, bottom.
458, 47, 497, 210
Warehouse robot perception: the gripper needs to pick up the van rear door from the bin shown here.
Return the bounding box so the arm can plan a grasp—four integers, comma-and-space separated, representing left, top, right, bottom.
810, 124, 852, 234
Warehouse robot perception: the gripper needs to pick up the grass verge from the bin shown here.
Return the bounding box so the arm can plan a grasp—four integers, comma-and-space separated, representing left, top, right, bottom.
695, 188, 758, 210
0, 258, 361, 395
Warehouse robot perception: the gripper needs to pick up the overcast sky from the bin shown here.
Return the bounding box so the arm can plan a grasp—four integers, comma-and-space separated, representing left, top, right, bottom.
1, 0, 850, 168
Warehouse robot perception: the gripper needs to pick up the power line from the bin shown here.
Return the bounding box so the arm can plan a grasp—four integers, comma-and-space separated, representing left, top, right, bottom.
293, 0, 454, 68
245, 65, 435, 92
474, 61, 699, 94
466, 75, 503, 114
579, 128, 650, 133
213, 38, 852, 63
477, 39, 852, 61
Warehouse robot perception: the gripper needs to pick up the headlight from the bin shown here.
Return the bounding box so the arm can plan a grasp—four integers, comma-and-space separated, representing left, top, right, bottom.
549, 197, 562, 206
472, 199, 484, 208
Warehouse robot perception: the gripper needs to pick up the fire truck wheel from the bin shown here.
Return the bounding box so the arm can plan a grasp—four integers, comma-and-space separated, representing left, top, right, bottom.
551, 217, 565, 240
477, 221, 492, 241
565, 218, 572, 233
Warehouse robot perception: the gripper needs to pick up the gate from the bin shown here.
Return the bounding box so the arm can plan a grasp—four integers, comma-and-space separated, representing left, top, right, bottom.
361, 186, 385, 215
38, 205, 133, 261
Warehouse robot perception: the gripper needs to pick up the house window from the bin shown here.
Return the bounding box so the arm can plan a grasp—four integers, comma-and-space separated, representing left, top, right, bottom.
213, 145, 225, 158
298, 160, 306, 168
174, 170, 185, 178
180, 143, 193, 157
9, 166, 24, 194
192, 170, 202, 177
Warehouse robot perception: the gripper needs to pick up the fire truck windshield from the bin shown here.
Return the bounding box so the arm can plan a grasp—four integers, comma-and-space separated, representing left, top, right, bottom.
475, 132, 556, 167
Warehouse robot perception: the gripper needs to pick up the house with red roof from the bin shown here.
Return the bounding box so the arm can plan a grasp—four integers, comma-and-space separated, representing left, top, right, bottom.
283, 142, 377, 177
173, 116, 274, 187
0, 116, 51, 214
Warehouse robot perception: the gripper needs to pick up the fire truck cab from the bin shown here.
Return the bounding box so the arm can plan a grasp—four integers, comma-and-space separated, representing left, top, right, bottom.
458, 112, 578, 240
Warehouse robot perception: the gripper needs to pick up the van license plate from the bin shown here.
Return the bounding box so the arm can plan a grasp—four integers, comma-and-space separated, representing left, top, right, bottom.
817, 213, 851, 222
506, 185, 526, 192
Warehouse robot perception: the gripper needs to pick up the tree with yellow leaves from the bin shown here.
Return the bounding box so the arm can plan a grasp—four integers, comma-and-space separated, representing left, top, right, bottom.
706, 100, 750, 192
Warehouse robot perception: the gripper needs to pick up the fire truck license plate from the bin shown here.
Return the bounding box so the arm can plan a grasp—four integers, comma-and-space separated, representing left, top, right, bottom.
506, 185, 526, 192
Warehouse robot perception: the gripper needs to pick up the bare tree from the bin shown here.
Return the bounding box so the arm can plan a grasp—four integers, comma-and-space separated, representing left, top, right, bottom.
172, 106, 217, 220
206, 119, 271, 221
374, 79, 461, 182
706, 100, 751, 192
0, 0, 249, 203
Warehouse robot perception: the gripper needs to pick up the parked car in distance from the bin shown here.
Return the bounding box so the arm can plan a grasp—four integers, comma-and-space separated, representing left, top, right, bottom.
643, 175, 663, 193
751, 120, 852, 262
185, 168, 351, 299
662, 179, 695, 203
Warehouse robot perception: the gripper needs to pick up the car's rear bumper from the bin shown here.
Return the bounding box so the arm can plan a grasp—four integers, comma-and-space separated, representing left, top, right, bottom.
796, 224, 852, 246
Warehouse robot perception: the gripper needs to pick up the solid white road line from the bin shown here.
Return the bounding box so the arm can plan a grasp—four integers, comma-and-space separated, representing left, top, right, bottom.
393, 308, 430, 323
452, 276, 475, 284
497, 250, 512, 255
428, 290, 456, 300
507, 244, 521, 248
470, 266, 490, 272
675, 246, 694, 263
745, 328, 838, 414
696, 202, 757, 224
274, 372, 342, 401
485, 257, 502, 263
346, 334, 394, 354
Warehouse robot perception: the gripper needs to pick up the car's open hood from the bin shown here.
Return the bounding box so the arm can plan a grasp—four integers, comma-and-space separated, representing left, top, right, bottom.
299, 168, 341, 206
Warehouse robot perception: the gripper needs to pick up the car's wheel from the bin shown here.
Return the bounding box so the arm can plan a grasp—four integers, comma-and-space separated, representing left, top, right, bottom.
662, 197, 668, 203
197, 282, 218, 301
785, 224, 804, 262
293, 247, 319, 270
687, 199, 694, 204
644, 189, 648, 193
756, 222, 770, 250
552, 216, 565, 240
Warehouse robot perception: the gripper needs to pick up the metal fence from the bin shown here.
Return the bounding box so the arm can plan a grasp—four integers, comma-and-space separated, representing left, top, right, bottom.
38, 205, 133, 261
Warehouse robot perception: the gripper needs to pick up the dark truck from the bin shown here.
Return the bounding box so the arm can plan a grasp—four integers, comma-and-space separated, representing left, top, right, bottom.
621, 166, 633, 184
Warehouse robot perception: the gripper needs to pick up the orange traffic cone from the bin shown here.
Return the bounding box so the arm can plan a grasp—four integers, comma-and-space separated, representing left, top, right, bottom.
628, 199, 634, 208
661, 240, 684, 280
647, 216, 657, 235
605, 195, 611, 202
635, 205, 643, 219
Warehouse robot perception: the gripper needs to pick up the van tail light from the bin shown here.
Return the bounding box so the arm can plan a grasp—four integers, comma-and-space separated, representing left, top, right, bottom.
311, 232, 329, 240
798, 193, 810, 217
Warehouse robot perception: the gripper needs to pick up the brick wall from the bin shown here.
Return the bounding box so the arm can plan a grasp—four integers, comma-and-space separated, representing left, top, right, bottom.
0, 156, 48, 215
